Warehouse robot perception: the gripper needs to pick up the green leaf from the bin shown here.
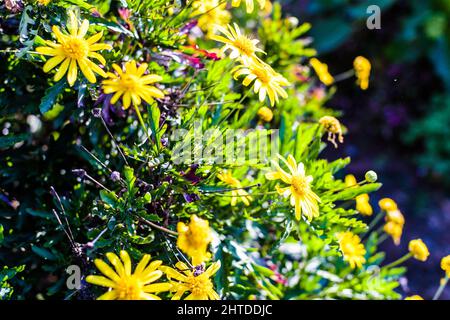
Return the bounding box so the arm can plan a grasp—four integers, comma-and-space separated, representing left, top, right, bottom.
31, 245, 57, 261
39, 79, 67, 114
0, 134, 29, 149
0, 224, 4, 245
100, 190, 118, 208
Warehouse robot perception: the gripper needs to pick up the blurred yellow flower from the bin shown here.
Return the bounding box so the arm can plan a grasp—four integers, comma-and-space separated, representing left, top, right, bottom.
441, 255, 450, 277
177, 215, 213, 266
217, 171, 253, 206
37, 0, 51, 5
36, 11, 111, 86
310, 58, 334, 86
231, 0, 266, 13
211, 23, 265, 63
405, 295, 424, 300
408, 239, 430, 262
232, 60, 289, 106
102, 60, 164, 110
266, 154, 320, 221
337, 232, 366, 269
191, 0, 230, 37
353, 56, 371, 90
86, 251, 171, 300
379, 197, 398, 211
386, 209, 405, 226
257, 106, 273, 122
160, 261, 221, 300
356, 193, 373, 216
384, 221, 403, 245
319, 116, 344, 148
344, 174, 373, 216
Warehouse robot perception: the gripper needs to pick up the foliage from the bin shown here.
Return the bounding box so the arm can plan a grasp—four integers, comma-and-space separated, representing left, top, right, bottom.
0, 0, 416, 300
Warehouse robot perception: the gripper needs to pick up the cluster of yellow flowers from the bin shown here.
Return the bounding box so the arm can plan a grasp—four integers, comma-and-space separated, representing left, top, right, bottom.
379, 198, 404, 245
345, 174, 373, 216
36, 12, 164, 111
86, 250, 221, 300
87, 215, 221, 300
212, 23, 290, 107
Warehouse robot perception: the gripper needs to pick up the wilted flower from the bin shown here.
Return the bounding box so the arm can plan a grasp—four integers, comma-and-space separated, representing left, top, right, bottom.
319, 116, 344, 148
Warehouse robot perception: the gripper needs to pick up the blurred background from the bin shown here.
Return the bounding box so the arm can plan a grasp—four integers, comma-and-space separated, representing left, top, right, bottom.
284, 0, 450, 298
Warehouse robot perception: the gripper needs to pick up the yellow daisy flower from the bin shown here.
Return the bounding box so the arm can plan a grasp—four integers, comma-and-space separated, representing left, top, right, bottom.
310, 58, 334, 86
337, 232, 366, 269
160, 261, 221, 300
191, 0, 231, 37
211, 23, 265, 63
102, 60, 164, 110
408, 239, 430, 262
405, 295, 424, 300
36, 11, 111, 87
441, 255, 450, 277
177, 215, 213, 266
217, 171, 253, 206
232, 60, 289, 106
265, 154, 320, 221
353, 56, 371, 90
231, 0, 267, 13
86, 250, 172, 300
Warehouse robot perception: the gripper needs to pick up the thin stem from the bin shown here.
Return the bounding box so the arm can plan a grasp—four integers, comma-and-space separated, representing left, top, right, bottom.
383, 253, 412, 269
133, 104, 152, 142
433, 276, 449, 300
333, 69, 355, 82
138, 217, 178, 236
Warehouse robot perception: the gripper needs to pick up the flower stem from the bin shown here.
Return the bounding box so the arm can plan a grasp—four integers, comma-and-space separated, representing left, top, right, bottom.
432, 276, 449, 300
138, 216, 178, 236
383, 253, 412, 269
133, 104, 151, 142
